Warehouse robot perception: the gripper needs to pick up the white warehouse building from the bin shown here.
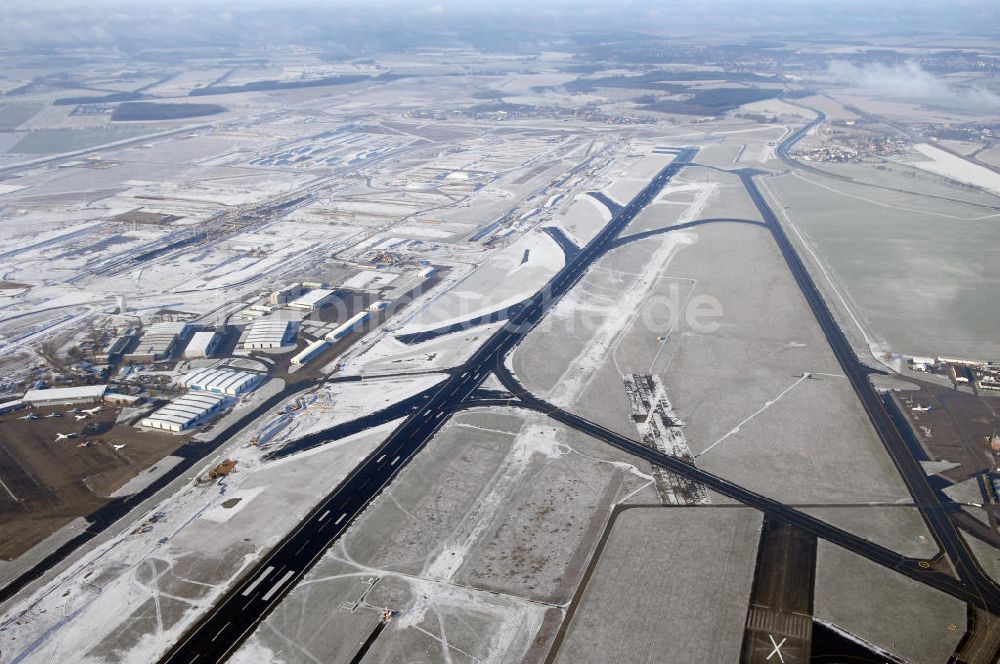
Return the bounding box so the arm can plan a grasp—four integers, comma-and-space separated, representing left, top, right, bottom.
175, 368, 265, 396
240, 319, 295, 350
291, 339, 329, 365
140, 391, 229, 432
325, 311, 370, 342
287, 288, 337, 311
23, 384, 109, 406
183, 330, 221, 359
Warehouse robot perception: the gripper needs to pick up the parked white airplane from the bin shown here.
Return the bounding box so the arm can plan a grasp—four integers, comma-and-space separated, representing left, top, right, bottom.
45, 412, 62, 418
18, 413, 39, 420
77, 441, 91, 448
112, 444, 126, 451
81, 406, 102, 416
55, 433, 77, 442
912, 405, 933, 412
75, 414, 89, 421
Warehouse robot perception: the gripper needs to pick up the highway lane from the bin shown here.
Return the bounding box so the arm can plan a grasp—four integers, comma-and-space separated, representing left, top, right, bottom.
160, 149, 699, 664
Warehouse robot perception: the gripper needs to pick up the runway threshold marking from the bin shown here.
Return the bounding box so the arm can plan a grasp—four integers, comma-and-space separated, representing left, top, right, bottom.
241, 566, 273, 596
261, 570, 295, 602
318, 510, 330, 522
335, 513, 347, 525
390, 456, 400, 465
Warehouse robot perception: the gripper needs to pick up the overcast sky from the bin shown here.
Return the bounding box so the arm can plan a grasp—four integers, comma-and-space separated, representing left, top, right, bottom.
1, 1, 997, 51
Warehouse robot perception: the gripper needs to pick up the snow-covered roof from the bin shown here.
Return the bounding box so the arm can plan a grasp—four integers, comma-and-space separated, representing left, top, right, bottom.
23, 385, 109, 403
291, 339, 329, 364
288, 288, 336, 308
176, 368, 262, 394
326, 311, 370, 341
185, 331, 218, 354
244, 319, 294, 345
142, 391, 228, 428
146, 321, 191, 336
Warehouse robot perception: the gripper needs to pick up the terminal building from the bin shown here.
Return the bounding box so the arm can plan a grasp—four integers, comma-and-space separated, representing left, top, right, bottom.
175, 367, 265, 396
183, 330, 221, 359
23, 384, 109, 406
140, 391, 229, 432
239, 319, 296, 350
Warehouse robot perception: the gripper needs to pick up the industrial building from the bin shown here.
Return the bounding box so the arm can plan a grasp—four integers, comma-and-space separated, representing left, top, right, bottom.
268, 283, 304, 305
101, 335, 132, 363
239, 319, 296, 350
175, 367, 265, 396
325, 311, 370, 342
287, 288, 337, 311
0, 399, 25, 415
125, 321, 194, 363
184, 330, 221, 359
291, 339, 329, 365
23, 384, 109, 406
140, 391, 229, 432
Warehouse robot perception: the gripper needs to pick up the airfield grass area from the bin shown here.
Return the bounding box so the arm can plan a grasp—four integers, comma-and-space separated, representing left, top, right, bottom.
553, 506, 762, 664
764, 165, 1000, 360
235, 408, 650, 663
0, 103, 43, 130
514, 193, 913, 509
8, 125, 164, 154
814, 541, 965, 664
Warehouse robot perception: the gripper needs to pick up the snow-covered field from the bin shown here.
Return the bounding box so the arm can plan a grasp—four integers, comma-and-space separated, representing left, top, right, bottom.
909, 142, 1000, 195
398, 230, 564, 334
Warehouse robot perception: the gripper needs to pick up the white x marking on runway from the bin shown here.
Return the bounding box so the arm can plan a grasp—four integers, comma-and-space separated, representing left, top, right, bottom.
767, 634, 787, 662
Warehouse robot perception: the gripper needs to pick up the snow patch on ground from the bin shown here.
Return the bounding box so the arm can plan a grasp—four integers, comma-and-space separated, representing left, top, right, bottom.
421, 421, 567, 584
545, 231, 696, 408
910, 143, 1000, 195
254, 373, 447, 448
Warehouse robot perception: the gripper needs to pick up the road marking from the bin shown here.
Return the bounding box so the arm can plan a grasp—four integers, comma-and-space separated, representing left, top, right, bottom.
261, 570, 295, 602
335, 512, 347, 525
241, 566, 273, 596
376, 454, 386, 463
210, 621, 231, 642
767, 635, 786, 663
318, 510, 330, 522
390, 456, 400, 465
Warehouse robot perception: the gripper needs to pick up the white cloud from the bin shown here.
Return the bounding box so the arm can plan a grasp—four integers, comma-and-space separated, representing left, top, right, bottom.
828, 60, 1000, 111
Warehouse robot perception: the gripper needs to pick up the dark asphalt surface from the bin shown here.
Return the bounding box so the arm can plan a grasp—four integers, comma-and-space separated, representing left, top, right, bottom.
160, 149, 698, 663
